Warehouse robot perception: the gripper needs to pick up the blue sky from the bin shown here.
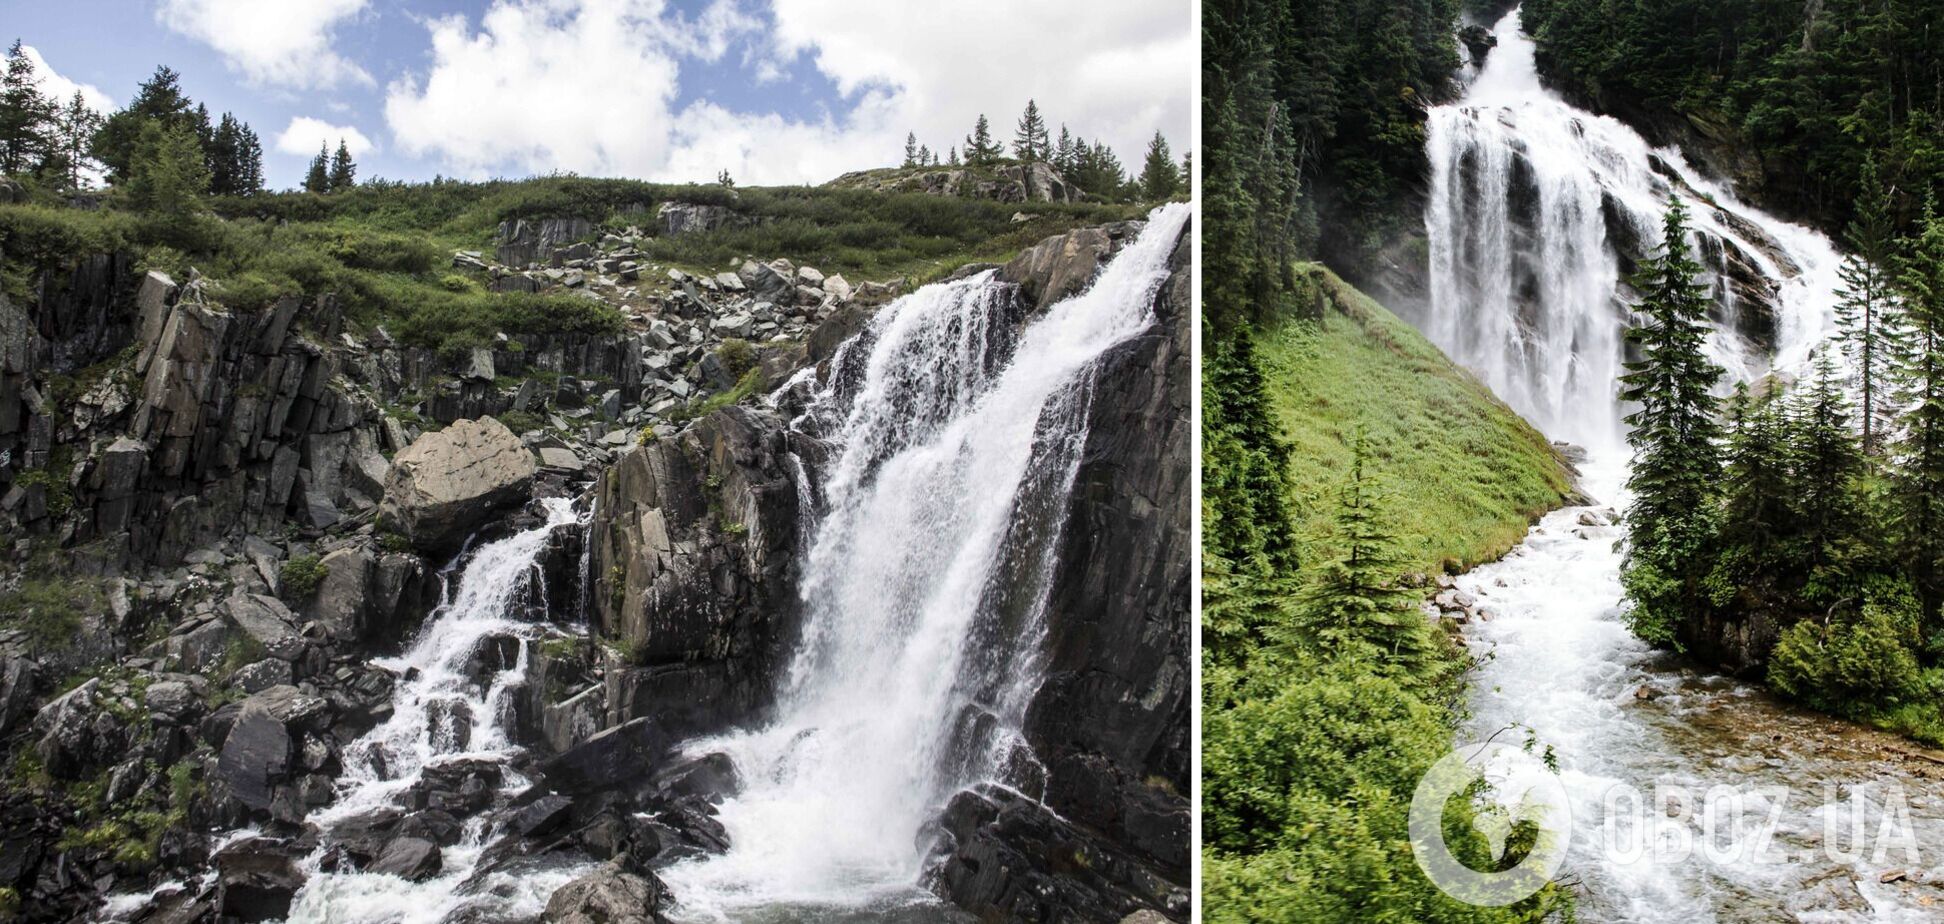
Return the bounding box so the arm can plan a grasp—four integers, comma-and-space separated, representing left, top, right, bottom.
5, 0, 1193, 191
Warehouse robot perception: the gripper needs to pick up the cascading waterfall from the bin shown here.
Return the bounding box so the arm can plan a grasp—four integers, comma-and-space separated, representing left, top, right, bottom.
660, 202, 1190, 920
280, 497, 595, 924
1424, 5, 1843, 451
1424, 8, 1944, 921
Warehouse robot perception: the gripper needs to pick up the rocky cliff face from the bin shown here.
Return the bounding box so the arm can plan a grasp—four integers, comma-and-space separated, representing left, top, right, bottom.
927, 222, 1192, 922
830, 161, 1084, 203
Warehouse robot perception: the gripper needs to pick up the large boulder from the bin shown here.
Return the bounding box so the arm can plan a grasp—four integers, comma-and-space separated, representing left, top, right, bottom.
0, 656, 36, 736
380, 417, 538, 553
544, 864, 667, 924
1000, 222, 1143, 311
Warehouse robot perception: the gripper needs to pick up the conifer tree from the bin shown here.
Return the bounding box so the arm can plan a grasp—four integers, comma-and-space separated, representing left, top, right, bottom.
303, 142, 329, 193
717, 168, 734, 187
1789, 350, 1867, 583
917, 144, 931, 167
1013, 99, 1048, 162
327, 139, 356, 191
1715, 382, 1794, 590
234, 123, 262, 194
47, 90, 101, 190
1292, 435, 1428, 666
1139, 130, 1182, 199
95, 66, 193, 183
1835, 157, 1909, 452
1053, 124, 1076, 173
1203, 328, 1298, 575
125, 120, 208, 213
946, 146, 959, 166
0, 40, 54, 176
964, 114, 1002, 166
902, 131, 918, 168
1896, 200, 1944, 624
1619, 197, 1724, 645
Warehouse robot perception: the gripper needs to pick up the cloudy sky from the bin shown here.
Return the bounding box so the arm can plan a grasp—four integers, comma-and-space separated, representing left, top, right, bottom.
7, 0, 1193, 190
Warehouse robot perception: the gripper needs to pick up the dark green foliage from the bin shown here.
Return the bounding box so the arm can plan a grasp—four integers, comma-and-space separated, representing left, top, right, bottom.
963, 114, 1002, 166
1139, 131, 1183, 200
48, 91, 104, 192
328, 140, 356, 192
1769, 591, 1926, 713
1201, 327, 1299, 580
0, 574, 104, 654
715, 338, 756, 379
304, 143, 330, 194
92, 67, 194, 185
1012, 100, 1049, 163
1619, 198, 1724, 644
1289, 436, 1431, 667
279, 555, 327, 599
1897, 202, 1944, 622
0, 40, 56, 177
124, 121, 209, 214
1520, 0, 1944, 232
1836, 158, 1911, 451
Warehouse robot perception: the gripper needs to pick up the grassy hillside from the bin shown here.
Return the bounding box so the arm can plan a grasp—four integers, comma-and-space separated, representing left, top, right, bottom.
1262, 264, 1572, 574
1201, 267, 1575, 924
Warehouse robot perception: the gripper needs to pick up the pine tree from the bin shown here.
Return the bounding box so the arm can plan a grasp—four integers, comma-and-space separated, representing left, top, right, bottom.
1716, 382, 1794, 591
125, 120, 208, 213
0, 40, 55, 176
235, 123, 262, 194
1139, 130, 1182, 200
327, 139, 356, 192
303, 142, 329, 193
94, 66, 194, 183
1053, 124, 1076, 173
1291, 435, 1428, 666
717, 168, 734, 187
946, 146, 959, 167
964, 114, 1001, 166
1069, 139, 1126, 201
1203, 328, 1298, 575
1896, 200, 1944, 625
1619, 197, 1725, 645
47, 90, 101, 190
917, 144, 931, 167
902, 131, 918, 168
1834, 157, 1909, 453
1788, 350, 1867, 583
1013, 99, 1048, 162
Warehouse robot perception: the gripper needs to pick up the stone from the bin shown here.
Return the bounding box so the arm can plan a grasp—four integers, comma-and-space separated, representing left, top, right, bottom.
1000, 225, 1116, 311
656, 202, 738, 236
542, 718, 673, 794
539, 447, 585, 472
544, 864, 665, 924
232, 658, 295, 693
736, 260, 792, 304
216, 703, 292, 812
463, 347, 495, 382
369, 836, 443, 881
794, 265, 824, 286
508, 794, 576, 839
0, 656, 37, 735
709, 313, 754, 338
224, 593, 299, 644
145, 679, 199, 722
214, 838, 306, 922
380, 417, 539, 553
822, 274, 852, 301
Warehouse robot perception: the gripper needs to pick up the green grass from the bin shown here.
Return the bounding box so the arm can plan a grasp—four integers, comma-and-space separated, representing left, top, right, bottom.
1257, 265, 1571, 574
0, 575, 106, 654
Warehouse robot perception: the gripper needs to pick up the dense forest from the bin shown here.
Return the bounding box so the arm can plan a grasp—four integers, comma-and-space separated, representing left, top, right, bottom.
1201, 1, 1571, 920
1523, 0, 1944, 233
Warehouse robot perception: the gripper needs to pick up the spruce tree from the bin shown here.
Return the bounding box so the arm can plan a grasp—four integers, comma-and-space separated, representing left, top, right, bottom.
1203, 327, 1298, 575
1053, 124, 1076, 174
94, 66, 193, 183
964, 114, 1001, 166
48, 90, 101, 190
1835, 157, 1909, 453
946, 146, 959, 167
1716, 382, 1794, 592
1139, 130, 1182, 200
1292, 434, 1428, 666
902, 131, 918, 168
917, 144, 931, 167
327, 139, 356, 191
1896, 200, 1944, 624
125, 120, 208, 213
0, 40, 55, 176
1789, 350, 1867, 585
1013, 99, 1048, 162
235, 124, 262, 194
1619, 196, 1725, 645
303, 142, 329, 193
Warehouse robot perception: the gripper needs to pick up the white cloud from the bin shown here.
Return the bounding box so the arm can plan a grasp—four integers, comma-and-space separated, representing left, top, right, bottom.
21, 46, 114, 113
383, 0, 1192, 185
276, 117, 375, 159
156, 0, 372, 89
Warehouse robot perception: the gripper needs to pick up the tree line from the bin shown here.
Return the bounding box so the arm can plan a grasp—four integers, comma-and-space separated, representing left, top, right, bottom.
0, 42, 363, 207
1621, 182, 1944, 738
899, 99, 1188, 202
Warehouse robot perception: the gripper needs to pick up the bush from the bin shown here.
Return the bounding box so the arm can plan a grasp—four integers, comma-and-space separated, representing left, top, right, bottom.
0, 577, 104, 654
716, 338, 757, 378
279, 555, 327, 599
1768, 595, 1925, 713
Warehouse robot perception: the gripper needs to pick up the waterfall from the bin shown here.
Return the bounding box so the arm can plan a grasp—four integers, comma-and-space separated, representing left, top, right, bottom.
281, 497, 595, 924
1424, 6, 1844, 452
659, 202, 1191, 919
1421, 8, 1944, 922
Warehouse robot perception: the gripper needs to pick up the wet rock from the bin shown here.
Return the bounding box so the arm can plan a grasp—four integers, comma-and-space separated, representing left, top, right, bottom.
380, 417, 539, 554
542, 718, 673, 794
544, 863, 668, 924
508, 794, 575, 839
216, 702, 293, 812
369, 836, 443, 881
1001, 224, 1118, 311
213, 837, 307, 922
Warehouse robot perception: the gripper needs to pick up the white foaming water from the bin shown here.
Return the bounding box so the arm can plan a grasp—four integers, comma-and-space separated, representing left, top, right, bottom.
1425, 6, 1844, 452
1430, 8, 1944, 921
281, 496, 595, 924
660, 202, 1190, 920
